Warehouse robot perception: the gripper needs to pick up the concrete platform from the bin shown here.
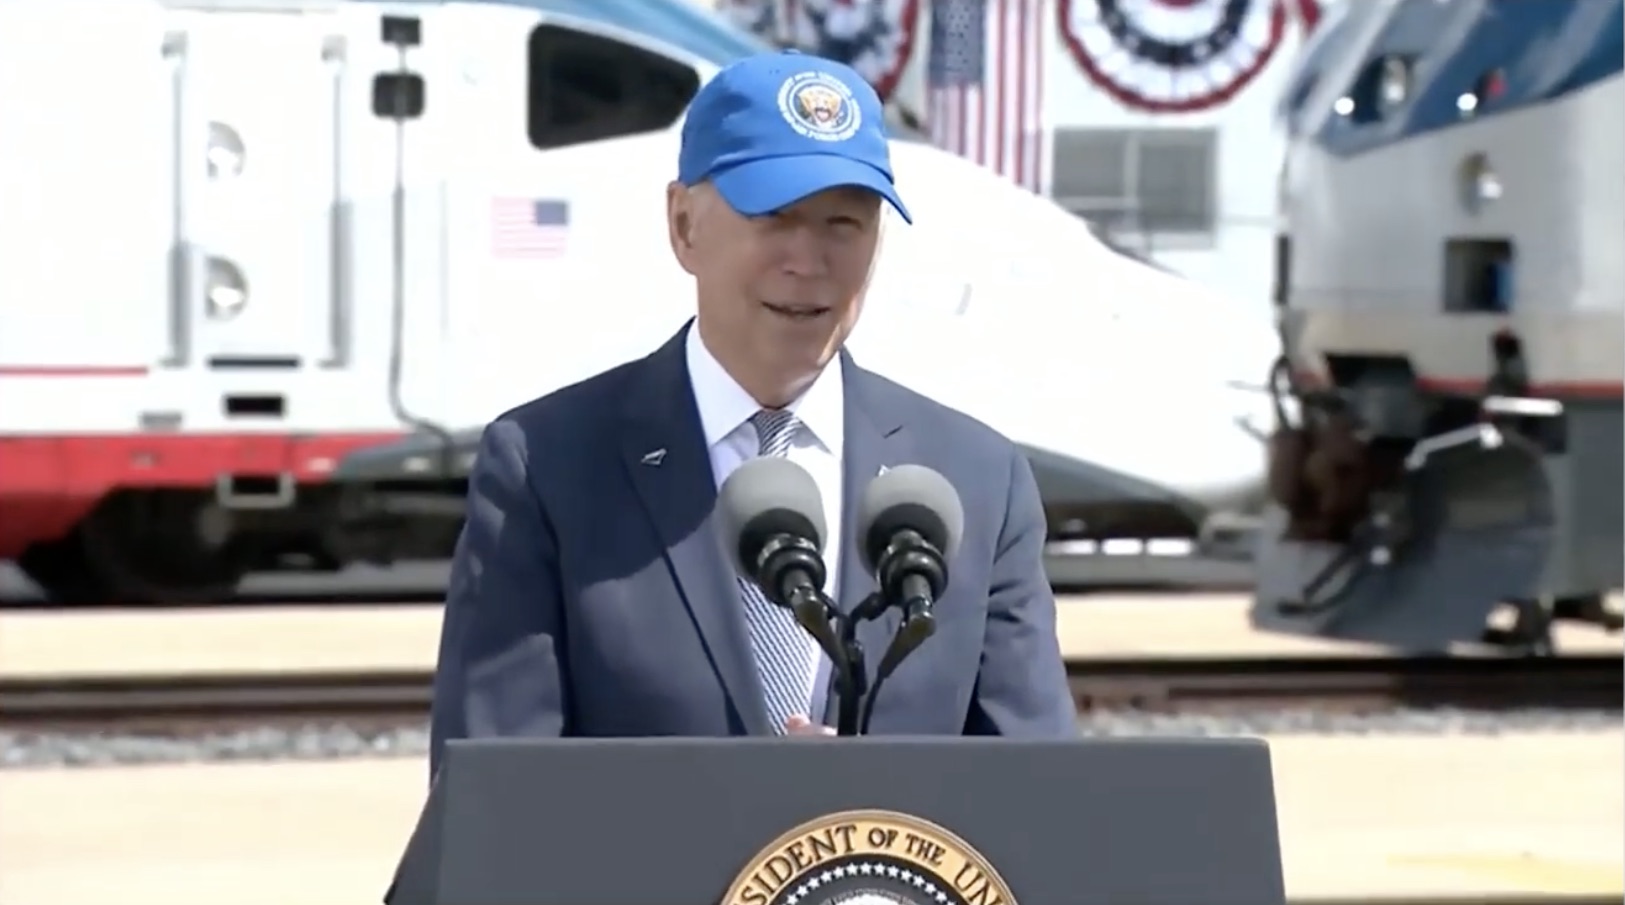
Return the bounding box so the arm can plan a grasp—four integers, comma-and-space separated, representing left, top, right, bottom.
0, 605, 443, 678
0, 731, 1618, 904
0, 593, 1617, 679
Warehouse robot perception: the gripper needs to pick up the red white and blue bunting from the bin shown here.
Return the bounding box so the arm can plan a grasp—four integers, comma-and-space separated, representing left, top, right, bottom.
717, 0, 922, 101
1056, 0, 1322, 113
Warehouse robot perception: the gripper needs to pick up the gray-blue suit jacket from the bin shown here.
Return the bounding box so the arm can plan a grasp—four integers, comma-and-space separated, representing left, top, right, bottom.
429, 325, 1074, 774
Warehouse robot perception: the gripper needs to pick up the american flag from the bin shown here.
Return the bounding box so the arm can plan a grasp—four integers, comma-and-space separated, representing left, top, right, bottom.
491, 197, 570, 259
926, 0, 1048, 195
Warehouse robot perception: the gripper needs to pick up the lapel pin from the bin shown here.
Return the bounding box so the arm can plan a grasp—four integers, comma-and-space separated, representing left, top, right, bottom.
641, 448, 667, 466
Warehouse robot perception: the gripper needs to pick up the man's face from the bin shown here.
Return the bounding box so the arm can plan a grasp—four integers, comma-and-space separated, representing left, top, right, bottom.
668, 182, 882, 384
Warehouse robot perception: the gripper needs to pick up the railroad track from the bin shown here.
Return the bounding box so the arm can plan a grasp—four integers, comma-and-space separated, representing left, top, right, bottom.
0, 654, 1617, 734
1067, 654, 1625, 713
1307, 898, 1619, 905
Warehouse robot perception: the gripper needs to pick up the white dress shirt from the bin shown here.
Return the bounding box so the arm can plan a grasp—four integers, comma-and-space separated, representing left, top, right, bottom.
685, 322, 843, 720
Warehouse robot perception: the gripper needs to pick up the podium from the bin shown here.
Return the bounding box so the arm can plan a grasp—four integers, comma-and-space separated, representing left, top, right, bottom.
388, 737, 1285, 905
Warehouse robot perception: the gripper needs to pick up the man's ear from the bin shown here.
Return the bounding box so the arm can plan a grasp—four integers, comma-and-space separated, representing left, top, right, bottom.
666, 181, 698, 275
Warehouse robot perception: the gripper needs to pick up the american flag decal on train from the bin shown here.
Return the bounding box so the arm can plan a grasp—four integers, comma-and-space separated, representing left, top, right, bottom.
491, 197, 571, 259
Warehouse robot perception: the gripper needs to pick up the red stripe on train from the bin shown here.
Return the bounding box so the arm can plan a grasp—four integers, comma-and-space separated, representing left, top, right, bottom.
1293, 370, 1624, 399
1415, 377, 1624, 398
0, 432, 403, 559
0, 365, 151, 377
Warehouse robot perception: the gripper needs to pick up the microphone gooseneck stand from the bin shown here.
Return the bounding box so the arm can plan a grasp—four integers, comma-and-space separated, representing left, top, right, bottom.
856, 531, 949, 734
830, 592, 882, 736
774, 537, 948, 736
859, 609, 935, 735
760, 537, 866, 734
823, 588, 943, 735
798, 589, 904, 737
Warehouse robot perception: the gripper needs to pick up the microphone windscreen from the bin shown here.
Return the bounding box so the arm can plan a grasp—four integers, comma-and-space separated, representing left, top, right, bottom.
716, 457, 827, 579
856, 464, 966, 574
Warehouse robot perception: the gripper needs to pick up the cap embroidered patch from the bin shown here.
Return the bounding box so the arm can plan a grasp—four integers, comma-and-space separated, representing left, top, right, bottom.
776, 70, 861, 142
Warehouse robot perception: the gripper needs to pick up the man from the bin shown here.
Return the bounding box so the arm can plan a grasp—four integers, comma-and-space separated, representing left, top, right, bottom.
430, 51, 1073, 775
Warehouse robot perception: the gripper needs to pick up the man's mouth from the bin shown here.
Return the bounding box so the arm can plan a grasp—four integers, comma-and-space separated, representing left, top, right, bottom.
762, 302, 831, 321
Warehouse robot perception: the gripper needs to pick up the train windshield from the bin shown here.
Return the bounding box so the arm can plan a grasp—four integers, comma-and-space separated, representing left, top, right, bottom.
408, 0, 933, 141
1274, 0, 1358, 134
1316, 0, 1623, 149
1397, 0, 1623, 129
501, 0, 770, 66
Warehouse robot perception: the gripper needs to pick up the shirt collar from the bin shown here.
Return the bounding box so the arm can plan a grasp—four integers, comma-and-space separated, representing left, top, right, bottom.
685, 321, 845, 455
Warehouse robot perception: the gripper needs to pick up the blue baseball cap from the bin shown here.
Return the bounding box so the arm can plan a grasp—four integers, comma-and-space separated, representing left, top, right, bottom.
678, 51, 912, 223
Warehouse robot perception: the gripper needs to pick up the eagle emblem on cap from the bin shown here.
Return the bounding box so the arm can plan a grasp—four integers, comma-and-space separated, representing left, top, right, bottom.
798, 84, 843, 124
777, 70, 862, 141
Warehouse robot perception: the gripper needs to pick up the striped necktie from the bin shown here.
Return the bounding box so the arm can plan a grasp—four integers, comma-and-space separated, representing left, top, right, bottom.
738, 408, 820, 733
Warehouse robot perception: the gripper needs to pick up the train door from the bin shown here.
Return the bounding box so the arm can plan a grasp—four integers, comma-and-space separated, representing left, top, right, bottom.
163, 8, 343, 368
0, 3, 173, 437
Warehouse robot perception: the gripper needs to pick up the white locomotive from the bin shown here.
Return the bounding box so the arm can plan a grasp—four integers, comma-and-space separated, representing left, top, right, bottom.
0, 0, 1280, 603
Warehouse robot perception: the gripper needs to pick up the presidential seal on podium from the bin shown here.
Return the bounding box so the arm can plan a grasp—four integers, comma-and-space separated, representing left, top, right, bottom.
721, 809, 1017, 905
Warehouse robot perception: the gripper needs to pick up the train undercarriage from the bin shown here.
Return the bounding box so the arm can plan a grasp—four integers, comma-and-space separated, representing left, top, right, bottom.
11, 485, 462, 605
1252, 332, 1624, 656
8, 435, 1245, 605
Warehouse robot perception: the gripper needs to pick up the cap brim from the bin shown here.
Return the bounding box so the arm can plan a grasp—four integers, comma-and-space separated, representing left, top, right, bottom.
711, 154, 912, 224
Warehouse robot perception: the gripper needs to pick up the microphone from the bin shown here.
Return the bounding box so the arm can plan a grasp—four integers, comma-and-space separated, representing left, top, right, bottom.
717, 457, 843, 666
856, 465, 966, 682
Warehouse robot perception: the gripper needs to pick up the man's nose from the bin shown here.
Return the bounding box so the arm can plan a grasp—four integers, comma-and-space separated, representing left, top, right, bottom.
778, 226, 831, 277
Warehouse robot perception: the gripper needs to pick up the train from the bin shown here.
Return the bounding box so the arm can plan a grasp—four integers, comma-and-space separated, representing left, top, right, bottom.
1251, 0, 1624, 654
0, 0, 1283, 604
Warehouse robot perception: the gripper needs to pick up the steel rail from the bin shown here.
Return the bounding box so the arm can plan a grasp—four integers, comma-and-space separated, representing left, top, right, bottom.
1066, 654, 1624, 713
0, 670, 432, 732
1300, 890, 1618, 896
0, 654, 1617, 733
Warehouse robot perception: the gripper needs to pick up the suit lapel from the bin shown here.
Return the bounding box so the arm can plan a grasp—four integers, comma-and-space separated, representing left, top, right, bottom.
832, 353, 911, 719
620, 323, 771, 735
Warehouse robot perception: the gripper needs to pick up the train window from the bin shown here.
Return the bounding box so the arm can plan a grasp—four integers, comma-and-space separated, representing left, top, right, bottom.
1316, 0, 1464, 148
1275, 0, 1356, 134
1338, 53, 1417, 125
526, 25, 700, 151
1443, 238, 1516, 314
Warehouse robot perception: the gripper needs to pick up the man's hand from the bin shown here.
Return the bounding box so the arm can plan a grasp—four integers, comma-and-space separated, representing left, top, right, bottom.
784, 714, 835, 736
